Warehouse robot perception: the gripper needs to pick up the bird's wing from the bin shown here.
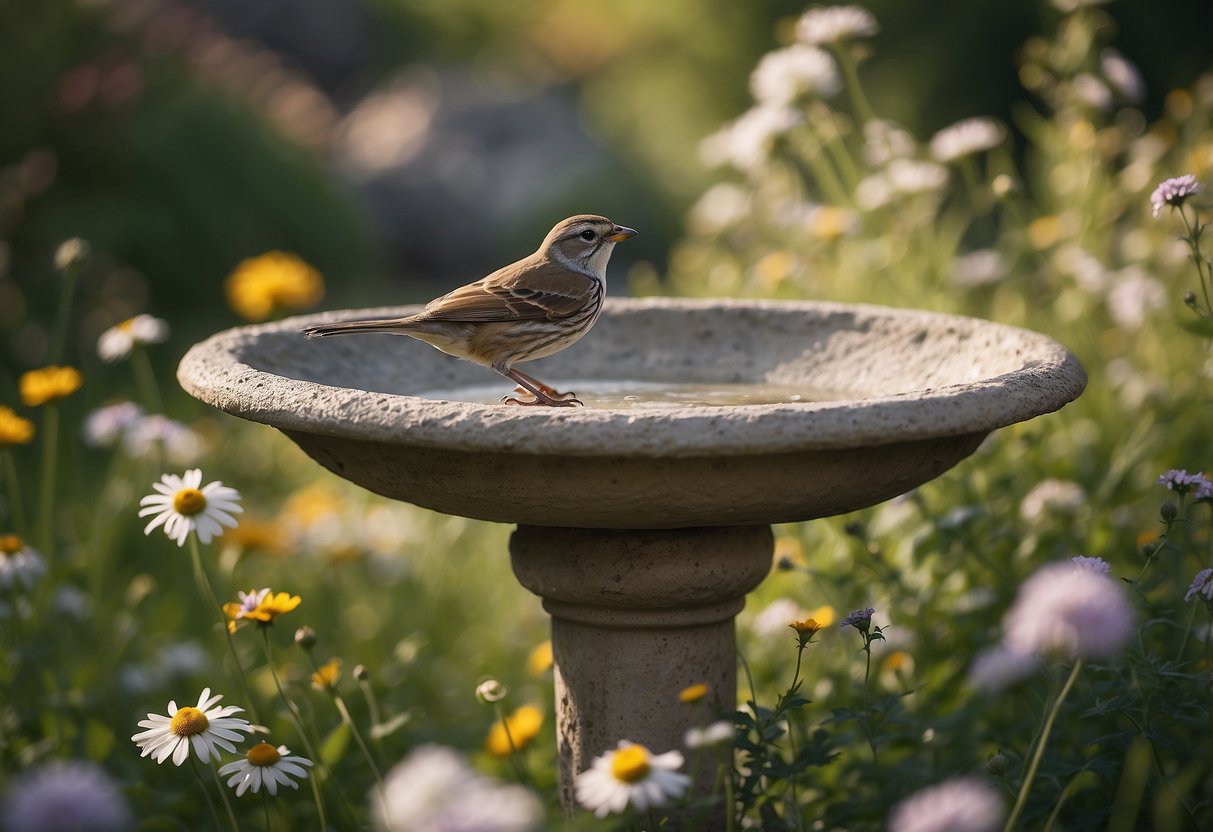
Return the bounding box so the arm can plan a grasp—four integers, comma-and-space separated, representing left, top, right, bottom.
418, 260, 597, 323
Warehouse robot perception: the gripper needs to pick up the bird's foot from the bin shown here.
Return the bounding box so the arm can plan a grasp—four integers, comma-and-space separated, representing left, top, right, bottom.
512, 384, 579, 402
501, 392, 583, 407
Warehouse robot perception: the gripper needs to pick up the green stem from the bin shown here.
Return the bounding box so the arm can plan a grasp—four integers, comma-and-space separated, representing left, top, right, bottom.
188, 536, 262, 724
832, 44, 877, 124
262, 791, 273, 831
37, 404, 58, 560
49, 263, 80, 365
332, 692, 384, 787
490, 700, 533, 787
260, 628, 329, 830
189, 755, 224, 832
860, 639, 885, 809
210, 762, 240, 832
1, 449, 26, 537
1003, 660, 1083, 832
131, 347, 164, 412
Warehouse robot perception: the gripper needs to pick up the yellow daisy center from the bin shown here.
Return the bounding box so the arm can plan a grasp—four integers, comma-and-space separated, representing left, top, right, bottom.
173, 488, 207, 515
117, 318, 136, 333
0, 534, 22, 555
610, 745, 652, 784
170, 706, 210, 737
247, 742, 282, 767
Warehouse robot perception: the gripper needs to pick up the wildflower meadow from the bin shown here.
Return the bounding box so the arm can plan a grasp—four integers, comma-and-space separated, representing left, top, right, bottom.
3, 2, 1213, 830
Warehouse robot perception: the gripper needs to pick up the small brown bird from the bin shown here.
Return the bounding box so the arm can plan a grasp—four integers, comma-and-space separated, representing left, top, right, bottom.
303, 215, 637, 406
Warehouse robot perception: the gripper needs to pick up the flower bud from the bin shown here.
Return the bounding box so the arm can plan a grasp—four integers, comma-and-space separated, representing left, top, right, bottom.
475, 679, 507, 704
1160, 500, 1178, 523
294, 626, 318, 650
353, 664, 369, 682
986, 750, 1009, 776
53, 238, 90, 272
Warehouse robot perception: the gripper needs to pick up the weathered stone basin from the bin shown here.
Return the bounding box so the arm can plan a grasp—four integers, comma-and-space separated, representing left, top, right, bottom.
178, 297, 1086, 824
177, 298, 1086, 529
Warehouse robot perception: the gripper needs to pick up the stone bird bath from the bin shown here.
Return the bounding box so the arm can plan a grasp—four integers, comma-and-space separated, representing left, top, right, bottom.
178, 297, 1086, 819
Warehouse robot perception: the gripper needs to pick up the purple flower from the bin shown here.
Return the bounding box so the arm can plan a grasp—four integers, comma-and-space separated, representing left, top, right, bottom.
1071, 556, 1112, 575
840, 607, 876, 633
1185, 568, 1213, 603
1, 760, 133, 832
1157, 469, 1210, 495
887, 777, 1004, 832
1151, 175, 1200, 218
1003, 561, 1135, 660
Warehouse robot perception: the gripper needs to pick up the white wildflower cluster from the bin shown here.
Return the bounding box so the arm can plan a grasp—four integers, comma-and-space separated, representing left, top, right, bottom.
750, 44, 841, 105
795, 5, 879, 46
951, 249, 1009, 288
375, 745, 542, 832
888, 777, 1004, 832
1019, 478, 1086, 522
700, 105, 802, 173
83, 402, 203, 465
929, 118, 1004, 163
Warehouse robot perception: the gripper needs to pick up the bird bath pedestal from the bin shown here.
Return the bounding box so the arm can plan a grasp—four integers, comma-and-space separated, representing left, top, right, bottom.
178, 298, 1085, 822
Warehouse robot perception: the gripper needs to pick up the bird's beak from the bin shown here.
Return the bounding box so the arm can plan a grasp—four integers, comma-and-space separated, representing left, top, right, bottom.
608, 225, 638, 242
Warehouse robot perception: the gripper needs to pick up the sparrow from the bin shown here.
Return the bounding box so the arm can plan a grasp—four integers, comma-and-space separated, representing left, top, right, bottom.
302, 215, 637, 406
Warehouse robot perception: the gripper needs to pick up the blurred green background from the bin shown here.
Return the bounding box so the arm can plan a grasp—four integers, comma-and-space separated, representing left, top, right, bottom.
2, 0, 1210, 377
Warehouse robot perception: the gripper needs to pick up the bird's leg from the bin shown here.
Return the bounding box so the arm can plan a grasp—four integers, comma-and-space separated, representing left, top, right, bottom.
497, 367, 582, 407
511, 369, 580, 402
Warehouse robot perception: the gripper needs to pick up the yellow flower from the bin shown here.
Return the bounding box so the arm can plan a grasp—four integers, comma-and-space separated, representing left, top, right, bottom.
678, 683, 709, 703
19, 366, 82, 407
790, 618, 821, 642
311, 658, 342, 691
0, 407, 35, 446
485, 704, 544, 757
230, 590, 302, 625
225, 251, 324, 321
526, 640, 553, 676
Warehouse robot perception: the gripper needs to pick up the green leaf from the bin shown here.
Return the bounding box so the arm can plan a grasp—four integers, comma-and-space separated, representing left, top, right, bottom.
319, 721, 351, 768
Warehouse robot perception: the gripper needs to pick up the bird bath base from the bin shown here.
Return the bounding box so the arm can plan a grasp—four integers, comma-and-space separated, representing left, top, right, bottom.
511, 525, 773, 813
177, 298, 1086, 826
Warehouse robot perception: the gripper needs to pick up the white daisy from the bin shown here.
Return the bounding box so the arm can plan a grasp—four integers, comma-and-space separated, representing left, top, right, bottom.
929, 117, 1004, 163
131, 687, 254, 766
685, 721, 735, 749
749, 44, 841, 105
218, 742, 312, 796
138, 468, 242, 546
575, 741, 691, 818
0, 535, 46, 592
96, 314, 170, 363
795, 5, 879, 46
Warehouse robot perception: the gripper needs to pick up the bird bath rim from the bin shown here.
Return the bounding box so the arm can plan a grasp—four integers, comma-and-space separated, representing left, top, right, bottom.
177, 297, 1087, 459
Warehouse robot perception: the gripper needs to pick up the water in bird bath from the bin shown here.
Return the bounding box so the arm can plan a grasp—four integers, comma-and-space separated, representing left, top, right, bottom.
415, 379, 849, 409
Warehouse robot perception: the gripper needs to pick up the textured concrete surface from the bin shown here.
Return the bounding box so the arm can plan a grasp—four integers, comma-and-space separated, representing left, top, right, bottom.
510, 525, 774, 820
178, 298, 1087, 529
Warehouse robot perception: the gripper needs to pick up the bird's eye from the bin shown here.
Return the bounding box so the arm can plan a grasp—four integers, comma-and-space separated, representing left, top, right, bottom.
579, 229, 596, 241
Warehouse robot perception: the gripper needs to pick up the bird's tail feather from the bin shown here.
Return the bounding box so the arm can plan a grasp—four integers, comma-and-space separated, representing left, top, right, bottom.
302, 318, 413, 338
